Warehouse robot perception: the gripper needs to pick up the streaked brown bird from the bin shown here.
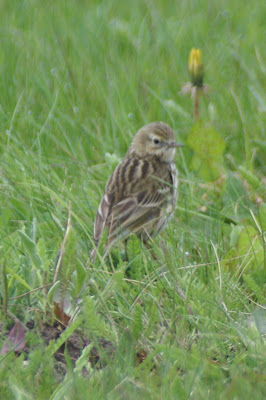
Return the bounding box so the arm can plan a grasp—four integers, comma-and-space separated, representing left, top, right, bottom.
90, 122, 183, 261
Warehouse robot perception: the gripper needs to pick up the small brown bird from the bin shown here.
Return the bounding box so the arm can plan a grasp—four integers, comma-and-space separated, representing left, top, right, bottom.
90, 122, 183, 261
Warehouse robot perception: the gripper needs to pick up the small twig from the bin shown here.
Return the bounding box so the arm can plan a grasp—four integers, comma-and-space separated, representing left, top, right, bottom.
1, 259, 8, 324
244, 297, 266, 309
176, 250, 261, 272
53, 201, 72, 283
7, 311, 25, 325
249, 208, 262, 235
9, 283, 53, 300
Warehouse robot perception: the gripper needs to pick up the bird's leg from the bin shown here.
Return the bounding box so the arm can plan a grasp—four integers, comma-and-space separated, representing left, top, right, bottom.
143, 240, 157, 260
124, 238, 129, 262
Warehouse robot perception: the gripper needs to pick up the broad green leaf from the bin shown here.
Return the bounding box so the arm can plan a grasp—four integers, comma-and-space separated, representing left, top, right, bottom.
237, 225, 264, 271
238, 165, 263, 192
18, 231, 42, 270
74, 261, 87, 295
222, 247, 237, 271
187, 121, 225, 181
223, 224, 264, 278
224, 224, 264, 300
36, 238, 49, 272
5, 265, 42, 301
187, 125, 225, 158
190, 155, 222, 181
47, 280, 61, 306
229, 225, 243, 247
237, 225, 260, 253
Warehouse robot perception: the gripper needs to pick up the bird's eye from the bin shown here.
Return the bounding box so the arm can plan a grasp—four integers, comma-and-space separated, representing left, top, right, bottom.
153, 138, 160, 144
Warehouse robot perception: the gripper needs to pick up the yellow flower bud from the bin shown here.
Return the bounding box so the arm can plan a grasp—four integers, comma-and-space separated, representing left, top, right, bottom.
188, 48, 204, 87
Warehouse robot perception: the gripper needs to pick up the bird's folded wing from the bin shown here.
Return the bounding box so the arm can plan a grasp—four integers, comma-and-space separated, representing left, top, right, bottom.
107, 188, 170, 241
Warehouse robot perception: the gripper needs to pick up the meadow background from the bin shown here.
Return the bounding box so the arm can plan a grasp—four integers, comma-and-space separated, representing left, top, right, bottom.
0, 0, 265, 398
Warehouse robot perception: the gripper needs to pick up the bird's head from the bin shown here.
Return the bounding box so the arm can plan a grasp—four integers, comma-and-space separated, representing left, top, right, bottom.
129, 122, 183, 162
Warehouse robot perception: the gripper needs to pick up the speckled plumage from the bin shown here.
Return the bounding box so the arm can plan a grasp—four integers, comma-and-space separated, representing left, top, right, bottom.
90, 122, 182, 261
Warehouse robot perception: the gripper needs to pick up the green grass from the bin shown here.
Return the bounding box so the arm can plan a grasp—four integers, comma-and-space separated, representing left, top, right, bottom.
0, 0, 265, 398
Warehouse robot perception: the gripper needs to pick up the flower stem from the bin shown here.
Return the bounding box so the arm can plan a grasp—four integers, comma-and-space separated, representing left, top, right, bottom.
193, 88, 199, 121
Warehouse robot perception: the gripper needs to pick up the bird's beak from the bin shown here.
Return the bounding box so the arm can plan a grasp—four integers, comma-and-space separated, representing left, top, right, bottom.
168, 141, 184, 148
